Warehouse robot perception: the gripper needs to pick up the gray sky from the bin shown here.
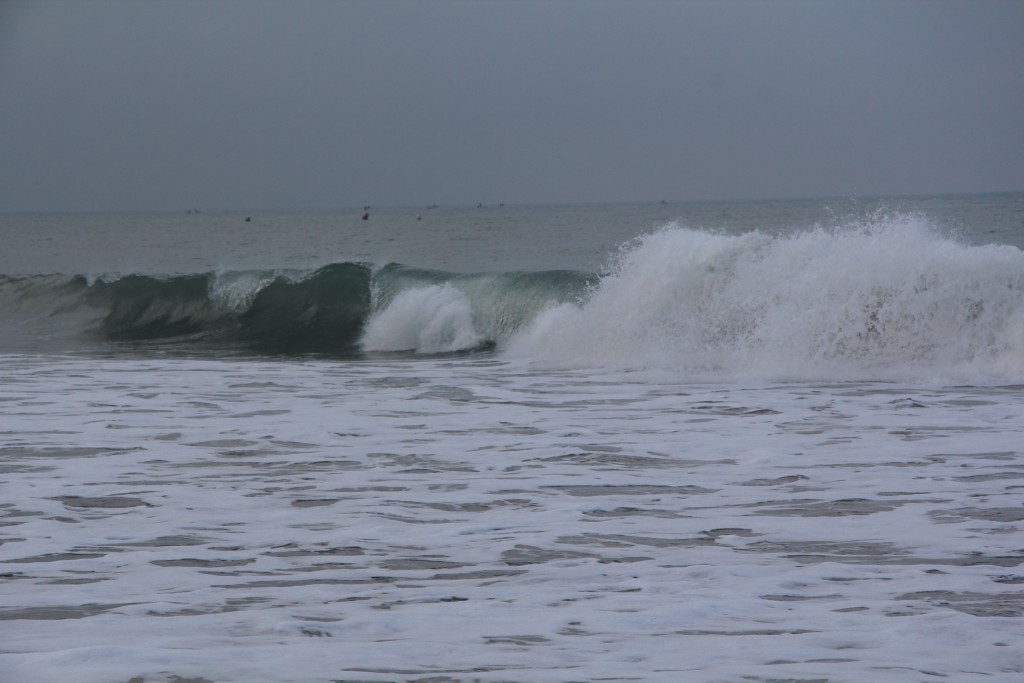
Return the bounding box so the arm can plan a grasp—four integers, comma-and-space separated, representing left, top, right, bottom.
1, 0, 1022, 212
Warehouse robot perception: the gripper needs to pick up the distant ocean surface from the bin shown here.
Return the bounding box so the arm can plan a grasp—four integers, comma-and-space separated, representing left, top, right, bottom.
2, 194, 1023, 682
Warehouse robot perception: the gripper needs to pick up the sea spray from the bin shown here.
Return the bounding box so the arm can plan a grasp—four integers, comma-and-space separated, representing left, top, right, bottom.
360, 283, 484, 353
507, 214, 1024, 382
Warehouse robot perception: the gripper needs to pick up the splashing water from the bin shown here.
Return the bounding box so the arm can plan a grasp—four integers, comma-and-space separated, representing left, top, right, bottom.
508, 214, 1024, 382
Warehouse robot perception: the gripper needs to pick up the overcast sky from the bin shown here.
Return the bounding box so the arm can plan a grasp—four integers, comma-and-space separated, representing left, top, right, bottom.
1, 0, 1022, 212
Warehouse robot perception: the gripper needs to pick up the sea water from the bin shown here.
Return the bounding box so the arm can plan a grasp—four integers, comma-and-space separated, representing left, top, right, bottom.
1, 194, 1023, 682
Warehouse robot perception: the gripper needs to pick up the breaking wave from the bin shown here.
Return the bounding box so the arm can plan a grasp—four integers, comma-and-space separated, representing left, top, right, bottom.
2, 212, 1023, 382
0, 263, 593, 356
508, 214, 1024, 382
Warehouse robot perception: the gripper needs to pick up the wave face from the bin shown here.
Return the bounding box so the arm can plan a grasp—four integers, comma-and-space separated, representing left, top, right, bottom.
0, 263, 595, 357
507, 214, 1024, 382
362, 266, 596, 354
2, 212, 1023, 381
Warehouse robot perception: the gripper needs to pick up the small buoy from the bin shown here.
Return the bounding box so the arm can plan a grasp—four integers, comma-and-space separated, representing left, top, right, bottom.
244, 216, 251, 222
362, 212, 369, 220
416, 213, 422, 220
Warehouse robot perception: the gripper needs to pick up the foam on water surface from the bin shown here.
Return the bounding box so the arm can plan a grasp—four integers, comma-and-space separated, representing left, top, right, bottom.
1, 355, 1022, 682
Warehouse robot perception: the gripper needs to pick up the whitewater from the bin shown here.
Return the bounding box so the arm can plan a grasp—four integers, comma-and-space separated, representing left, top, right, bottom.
1, 195, 1023, 682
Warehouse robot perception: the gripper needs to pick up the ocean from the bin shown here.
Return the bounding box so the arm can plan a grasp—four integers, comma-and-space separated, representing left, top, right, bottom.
1, 194, 1023, 682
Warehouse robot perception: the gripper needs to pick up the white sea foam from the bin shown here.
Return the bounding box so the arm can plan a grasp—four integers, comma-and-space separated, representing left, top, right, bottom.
361, 283, 484, 353
1, 355, 1021, 683
508, 215, 1024, 383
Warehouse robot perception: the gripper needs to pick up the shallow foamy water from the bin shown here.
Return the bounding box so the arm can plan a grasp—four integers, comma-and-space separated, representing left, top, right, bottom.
1, 355, 1023, 682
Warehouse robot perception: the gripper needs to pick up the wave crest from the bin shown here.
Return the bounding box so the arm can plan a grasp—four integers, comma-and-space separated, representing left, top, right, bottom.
508, 215, 1024, 382
3, 212, 1022, 382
